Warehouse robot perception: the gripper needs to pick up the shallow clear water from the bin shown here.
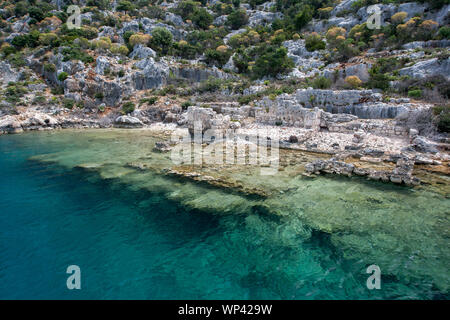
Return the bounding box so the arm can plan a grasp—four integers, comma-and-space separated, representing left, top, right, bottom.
0, 130, 448, 299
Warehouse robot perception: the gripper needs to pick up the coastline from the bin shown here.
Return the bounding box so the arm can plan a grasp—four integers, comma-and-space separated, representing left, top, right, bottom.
1, 106, 449, 190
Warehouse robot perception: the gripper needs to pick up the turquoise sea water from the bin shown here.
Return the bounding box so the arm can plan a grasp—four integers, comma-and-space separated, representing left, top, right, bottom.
0, 130, 449, 299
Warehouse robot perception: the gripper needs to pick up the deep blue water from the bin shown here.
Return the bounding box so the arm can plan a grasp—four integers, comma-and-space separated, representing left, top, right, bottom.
0, 134, 231, 299
0, 131, 448, 299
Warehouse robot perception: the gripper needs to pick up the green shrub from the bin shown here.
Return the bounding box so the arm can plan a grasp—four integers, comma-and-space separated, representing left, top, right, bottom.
433, 105, 450, 132
238, 94, 257, 105
191, 8, 213, 29
61, 46, 94, 63
294, 6, 313, 31
95, 92, 104, 99
226, 10, 249, 30
7, 52, 26, 68
438, 26, 450, 39
1, 45, 16, 57
176, 1, 197, 20
181, 101, 192, 110
140, 96, 158, 105
29, 6, 45, 22
44, 63, 56, 73
199, 77, 224, 93
116, 0, 135, 12
121, 102, 135, 114
149, 27, 173, 54
312, 76, 331, 89
14, 1, 28, 17
4, 83, 27, 104
205, 48, 231, 67
60, 25, 98, 40
252, 46, 294, 79
11, 31, 40, 48
148, 96, 158, 105
366, 58, 407, 91
51, 86, 64, 95
418, 0, 450, 10
63, 98, 75, 109
408, 89, 422, 98
57, 72, 69, 81
305, 33, 326, 52
32, 96, 46, 105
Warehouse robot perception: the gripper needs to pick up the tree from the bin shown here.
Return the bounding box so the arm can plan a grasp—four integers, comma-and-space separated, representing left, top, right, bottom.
253, 46, 294, 79
191, 8, 213, 30
29, 6, 45, 22
305, 33, 325, 51
226, 10, 249, 30
116, 1, 135, 12
205, 46, 231, 67
294, 6, 312, 31
14, 1, 28, 17
176, 1, 197, 20
149, 27, 173, 54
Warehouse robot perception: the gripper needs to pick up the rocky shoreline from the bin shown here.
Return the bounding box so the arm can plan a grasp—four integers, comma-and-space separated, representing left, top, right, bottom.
1, 93, 449, 189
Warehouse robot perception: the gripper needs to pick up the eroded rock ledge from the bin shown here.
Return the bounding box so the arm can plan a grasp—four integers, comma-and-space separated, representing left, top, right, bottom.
304, 156, 420, 186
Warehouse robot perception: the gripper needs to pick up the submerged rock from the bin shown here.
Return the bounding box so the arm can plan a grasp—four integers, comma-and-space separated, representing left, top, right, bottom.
153, 141, 172, 152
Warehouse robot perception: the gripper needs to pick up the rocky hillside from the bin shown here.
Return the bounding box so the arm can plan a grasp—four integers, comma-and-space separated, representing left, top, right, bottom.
0, 0, 448, 137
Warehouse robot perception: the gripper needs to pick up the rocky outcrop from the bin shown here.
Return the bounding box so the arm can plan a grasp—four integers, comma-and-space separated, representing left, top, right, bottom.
399, 57, 450, 81
402, 40, 450, 50
248, 10, 283, 27
256, 89, 414, 121
412, 136, 439, 154
114, 115, 143, 128
153, 141, 172, 152
282, 40, 325, 78
130, 44, 156, 60
132, 58, 169, 90
305, 156, 420, 186
95, 56, 110, 75
0, 61, 22, 85
0, 116, 23, 134
139, 17, 187, 41
183, 106, 231, 135
172, 66, 235, 82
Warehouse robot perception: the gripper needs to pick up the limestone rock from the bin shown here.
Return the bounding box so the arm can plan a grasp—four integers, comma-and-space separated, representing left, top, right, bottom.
412, 136, 439, 154
114, 115, 143, 128
399, 58, 450, 81
130, 44, 156, 60
153, 141, 172, 152
132, 58, 169, 90
0, 116, 23, 134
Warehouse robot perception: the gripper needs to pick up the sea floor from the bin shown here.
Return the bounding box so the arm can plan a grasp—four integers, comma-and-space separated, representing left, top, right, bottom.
0, 129, 448, 299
